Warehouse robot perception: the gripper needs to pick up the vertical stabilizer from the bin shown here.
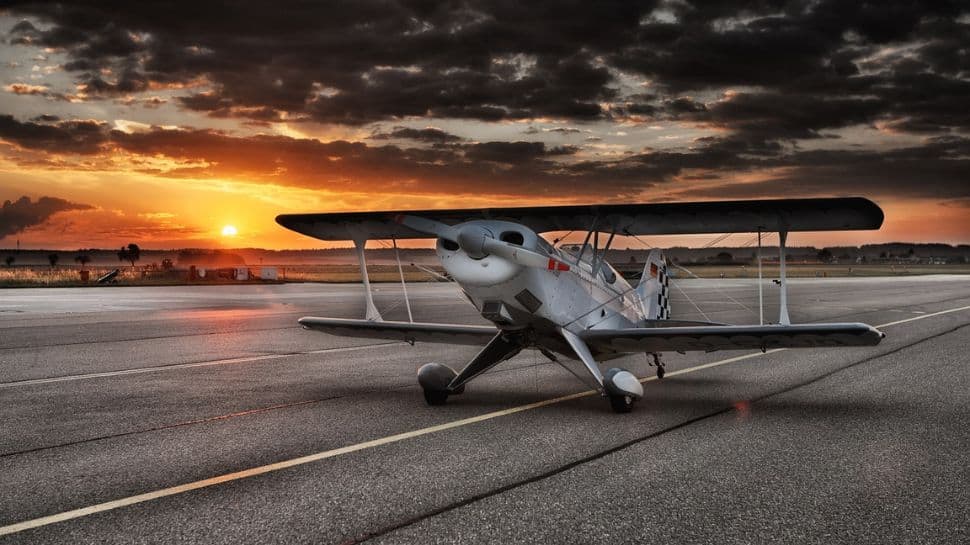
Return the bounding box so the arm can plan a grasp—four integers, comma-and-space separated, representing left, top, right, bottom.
636, 249, 670, 320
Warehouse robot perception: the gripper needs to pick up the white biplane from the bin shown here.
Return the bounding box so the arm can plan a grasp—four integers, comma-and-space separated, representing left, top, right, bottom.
277, 197, 886, 412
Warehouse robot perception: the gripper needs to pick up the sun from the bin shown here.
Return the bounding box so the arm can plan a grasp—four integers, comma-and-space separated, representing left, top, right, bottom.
221, 225, 238, 237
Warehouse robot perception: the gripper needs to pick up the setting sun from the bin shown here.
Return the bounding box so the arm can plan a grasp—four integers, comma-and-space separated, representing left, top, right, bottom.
221, 225, 238, 237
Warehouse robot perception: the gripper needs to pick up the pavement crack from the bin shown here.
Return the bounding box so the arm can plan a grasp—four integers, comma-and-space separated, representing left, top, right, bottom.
345, 321, 970, 544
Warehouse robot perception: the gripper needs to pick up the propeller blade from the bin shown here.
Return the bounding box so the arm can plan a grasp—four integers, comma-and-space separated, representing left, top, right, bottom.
481, 238, 570, 271
394, 214, 457, 241
393, 215, 569, 271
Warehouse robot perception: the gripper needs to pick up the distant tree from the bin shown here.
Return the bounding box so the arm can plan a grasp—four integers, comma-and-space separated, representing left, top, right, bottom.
715, 251, 733, 263
879, 251, 887, 259
161, 258, 174, 270
3, 255, 13, 267
118, 243, 141, 268
48, 253, 59, 268
817, 248, 834, 263
74, 252, 91, 270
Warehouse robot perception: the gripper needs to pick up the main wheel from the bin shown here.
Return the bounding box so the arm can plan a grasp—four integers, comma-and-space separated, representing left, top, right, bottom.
656, 365, 665, 379
609, 394, 635, 413
423, 389, 449, 406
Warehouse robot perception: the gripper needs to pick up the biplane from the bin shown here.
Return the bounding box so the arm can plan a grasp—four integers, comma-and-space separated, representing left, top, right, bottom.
277, 197, 886, 412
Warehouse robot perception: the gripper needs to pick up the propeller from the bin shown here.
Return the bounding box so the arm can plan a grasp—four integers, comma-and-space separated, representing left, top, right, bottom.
394, 214, 457, 241
481, 237, 570, 271
394, 214, 570, 272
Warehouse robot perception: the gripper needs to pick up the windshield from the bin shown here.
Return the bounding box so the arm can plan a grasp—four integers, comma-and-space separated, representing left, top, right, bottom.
558, 243, 593, 263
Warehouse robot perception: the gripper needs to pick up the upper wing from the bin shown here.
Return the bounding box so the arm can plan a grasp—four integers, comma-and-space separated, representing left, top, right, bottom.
298, 317, 497, 345
276, 197, 883, 241
581, 322, 885, 353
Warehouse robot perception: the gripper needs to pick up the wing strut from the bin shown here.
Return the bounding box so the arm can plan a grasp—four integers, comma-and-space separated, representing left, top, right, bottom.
778, 230, 790, 325
559, 327, 605, 391
392, 237, 413, 322
757, 229, 764, 325
354, 238, 382, 322
448, 332, 523, 390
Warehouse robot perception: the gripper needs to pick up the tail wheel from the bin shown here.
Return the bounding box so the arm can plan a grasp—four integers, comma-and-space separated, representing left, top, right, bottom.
609, 394, 635, 413
423, 389, 449, 406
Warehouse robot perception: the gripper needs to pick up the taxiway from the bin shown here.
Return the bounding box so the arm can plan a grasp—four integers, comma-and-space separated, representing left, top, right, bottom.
0, 276, 968, 543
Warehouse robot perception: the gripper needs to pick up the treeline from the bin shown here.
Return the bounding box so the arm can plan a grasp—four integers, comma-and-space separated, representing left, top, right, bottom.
3, 242, 968, 267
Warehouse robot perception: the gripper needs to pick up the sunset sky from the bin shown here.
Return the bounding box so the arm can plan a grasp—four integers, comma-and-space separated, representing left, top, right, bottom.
0, 1, 968, 250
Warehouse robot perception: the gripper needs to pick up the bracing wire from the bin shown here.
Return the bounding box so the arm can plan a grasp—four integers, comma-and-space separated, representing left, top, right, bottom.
702, 232, 733, 248
552, 230, 575, 247
627, 231, 766, 323
670, 262, 759, 319
670, 278, 712, 322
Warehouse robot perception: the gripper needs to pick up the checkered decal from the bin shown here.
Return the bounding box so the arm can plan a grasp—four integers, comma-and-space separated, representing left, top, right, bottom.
656, 265, 670, 319
636, 249, 671, 321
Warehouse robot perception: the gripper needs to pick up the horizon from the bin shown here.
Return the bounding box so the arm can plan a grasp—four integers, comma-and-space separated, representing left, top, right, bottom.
3, 240, 969, 254
1, 3, 969, 249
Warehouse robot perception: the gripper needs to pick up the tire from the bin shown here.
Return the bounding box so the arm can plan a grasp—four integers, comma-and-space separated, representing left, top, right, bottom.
423, 389, 449, 406
657, 366, 665, 379
609, 394, 634, 413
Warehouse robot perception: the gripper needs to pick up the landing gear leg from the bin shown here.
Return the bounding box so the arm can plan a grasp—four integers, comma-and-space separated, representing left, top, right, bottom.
651, 353, 666, 379
560, 328, 642, 414
417, 332, 522, 407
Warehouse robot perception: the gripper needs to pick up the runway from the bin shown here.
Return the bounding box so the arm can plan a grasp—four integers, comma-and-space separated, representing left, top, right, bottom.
1, 276, 968, 544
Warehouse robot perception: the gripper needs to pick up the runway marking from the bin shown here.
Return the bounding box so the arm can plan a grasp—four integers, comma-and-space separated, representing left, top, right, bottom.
874, 304, 970, 328
1, 303, 968, 537
0, 342, 402, 389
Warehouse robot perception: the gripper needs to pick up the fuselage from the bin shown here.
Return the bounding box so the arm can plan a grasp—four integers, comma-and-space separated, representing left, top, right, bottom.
435, 220, 643, 356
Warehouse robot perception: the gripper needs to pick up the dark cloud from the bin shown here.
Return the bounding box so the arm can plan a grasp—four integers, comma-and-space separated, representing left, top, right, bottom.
5, 1, 635, 122
0, 196, 93, 238
683, 136, 970, 200
463, 141, 576, 164
0, 115, 110, 154
0, 113, 965, 202
5, 0, 968, 141
77, 65, 150, 96
370, 127, 463, 143
695, 93, 887, 141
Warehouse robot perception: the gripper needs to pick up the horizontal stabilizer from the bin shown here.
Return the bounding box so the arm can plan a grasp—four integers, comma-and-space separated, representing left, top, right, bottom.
276, 197, 883, 241
298, 317, 497, 345
581, 322, 885, 353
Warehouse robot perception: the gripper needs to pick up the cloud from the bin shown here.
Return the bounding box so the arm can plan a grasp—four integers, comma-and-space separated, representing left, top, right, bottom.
369, 126, 463, 143
3, 0, 966, 151
4, 83, 71, 101
0, 115, 110, 154
463, 141, 576, 164
0, 196, 94, 238
0, 114, 966, 203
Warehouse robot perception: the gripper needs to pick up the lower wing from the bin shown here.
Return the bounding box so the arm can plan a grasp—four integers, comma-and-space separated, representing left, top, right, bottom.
581, 323, 885, 353
298, 317, 497, 345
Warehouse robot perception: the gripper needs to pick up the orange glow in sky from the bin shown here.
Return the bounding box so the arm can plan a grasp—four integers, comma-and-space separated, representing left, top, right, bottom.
1, 4, 967, 251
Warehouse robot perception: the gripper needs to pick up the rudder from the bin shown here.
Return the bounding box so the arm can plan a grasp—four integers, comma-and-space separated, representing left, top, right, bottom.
635, 250, 670, 320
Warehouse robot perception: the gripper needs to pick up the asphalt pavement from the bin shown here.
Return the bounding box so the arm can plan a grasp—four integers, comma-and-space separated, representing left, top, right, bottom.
0, 276, 967, 544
